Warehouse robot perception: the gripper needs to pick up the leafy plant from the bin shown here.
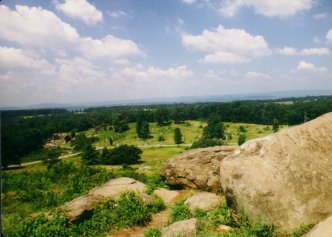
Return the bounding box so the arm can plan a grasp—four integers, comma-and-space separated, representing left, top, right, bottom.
144, 228, 161, 237
170, 200, 191, 223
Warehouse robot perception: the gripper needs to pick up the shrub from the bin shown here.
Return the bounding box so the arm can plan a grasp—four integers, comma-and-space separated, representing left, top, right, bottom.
107, 145, 142, 165
170, 200, 191, 223
191, 138, 221, 149
144, 228, 161, 237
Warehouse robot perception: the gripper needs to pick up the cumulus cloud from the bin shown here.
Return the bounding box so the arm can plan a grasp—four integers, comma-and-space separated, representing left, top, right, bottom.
297, 61, 327, 73
182, 0, 196, 4
54, 0, 103, 25
0, 5, 79, 48
301, 48, 330, 55
220, 0, 314, 18
326, 29, 332, 44
0, 5, 143, 61
0, 47, 53, 72
275, 47, 297, 56
181, 25, 270, 64
80, 35, 144, 60
245, 71, 271, 79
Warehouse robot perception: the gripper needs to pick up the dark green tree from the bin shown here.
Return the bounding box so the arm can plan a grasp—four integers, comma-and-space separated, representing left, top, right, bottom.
191, 138, 221, 149
155, 109, 170, 126
109, 136, 113, 146
174, 128, 183, 144
43, 147, 62, 169
272, 118, 279, 133
107, 145, 142, 165
203, 114, 225, 139
71, 133, 91, 151
100, 147, 111, 164
81, 144, 99, 165
238, 133, 246, 146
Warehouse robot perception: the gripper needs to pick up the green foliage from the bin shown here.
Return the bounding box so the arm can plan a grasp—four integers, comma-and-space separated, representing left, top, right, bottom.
170, 200, 191, 223
145, 174, 169, 195
71, 133, 92, 151
238, 133, 246, 146
137, 120, 150, 139
144, 228, 162, 237
81, 144, 99, 165
286, 224, 314, 237
174, 127, 183, 144
146, 197, 166, 213
101, 145, 142, 165
191, 138, 221, 149
239, 125, 247, 133
272, 118, 279, 133
203, 114, 225, 139
43, 147, 62, 169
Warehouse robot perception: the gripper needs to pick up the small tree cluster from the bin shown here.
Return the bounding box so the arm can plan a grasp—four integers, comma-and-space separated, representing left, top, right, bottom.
136, 119, 150, 139
174, 128, 182, 144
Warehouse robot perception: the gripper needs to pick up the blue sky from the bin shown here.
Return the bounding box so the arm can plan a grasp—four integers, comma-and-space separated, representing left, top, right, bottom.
0, 0, 332, 106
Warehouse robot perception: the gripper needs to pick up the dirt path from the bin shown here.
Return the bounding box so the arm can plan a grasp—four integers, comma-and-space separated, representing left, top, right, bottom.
107, 209, 171, 237
7, 152, 81, 168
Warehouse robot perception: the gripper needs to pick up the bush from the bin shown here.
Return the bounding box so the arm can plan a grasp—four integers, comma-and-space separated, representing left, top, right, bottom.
144, 228, 161, 237
191, 138, 221, 149
170, 200, 191, 223
105, 145, 142, 165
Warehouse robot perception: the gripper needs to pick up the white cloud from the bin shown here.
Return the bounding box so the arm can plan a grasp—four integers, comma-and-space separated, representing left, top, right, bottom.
0, 5, 79, 48
326, 29, 332, 44
54, 0, 103, 25
202, 52, 250, 64
107, 10, 127, 18
275, 47, 297, 56
220, 0, 314, 18
182, 25, 270, 64
0, 47, 53, 72
80, 35, 144, 60
313, 13, 327, 20
245, 71, 271, 79
297, 61, 327, 73
182, 0, 196, 4
313, 36, 321, 44
301, 48, 330, 55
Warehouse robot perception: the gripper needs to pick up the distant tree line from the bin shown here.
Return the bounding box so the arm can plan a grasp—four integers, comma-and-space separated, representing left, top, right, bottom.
2, 96, 332, 167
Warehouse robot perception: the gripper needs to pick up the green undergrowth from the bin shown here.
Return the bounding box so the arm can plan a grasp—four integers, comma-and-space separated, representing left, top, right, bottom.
168, 200, 313, 237
11, 192, 165, 237
2, 161, 168, 235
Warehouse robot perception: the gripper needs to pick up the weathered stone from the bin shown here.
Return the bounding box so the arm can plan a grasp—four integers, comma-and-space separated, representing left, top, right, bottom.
153, 188, 179, 203
59, 177, 146, 221
162, 218, 199, 237
185, 192, 221, 212
219, 113, 332, 232
161, 146, 236, 192
303, 216, 332, 237
216, 224, 232, 233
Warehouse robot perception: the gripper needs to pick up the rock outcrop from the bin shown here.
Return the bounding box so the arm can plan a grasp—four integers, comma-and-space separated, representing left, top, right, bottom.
161, 146, 236, 192
162, 218, 199, 237
153, 188, 179, 203
59, 177, 146, 221
185, 192, 222, 212
304, 215, 332, 237
219, 113, 332, 232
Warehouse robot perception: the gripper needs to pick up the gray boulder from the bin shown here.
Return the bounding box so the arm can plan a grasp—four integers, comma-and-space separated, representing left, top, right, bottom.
162, 218, 199, 237
161, 146, 236, 192
59, 177, 146, 221
153, 188, 179, 203
185, 192, 221, 212
219, 113, 332, 232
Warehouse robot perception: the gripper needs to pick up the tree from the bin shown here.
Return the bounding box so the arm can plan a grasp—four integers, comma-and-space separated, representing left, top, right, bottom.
107, 145, 142, 165
109, 136, 113, 146
272, 118, 279, 133
81, 144, 99, 165
203, 114, 225, 139
43, 147, 62, 169
155, 109, 170, 126
71, 133, 91, 151
112, 113, 129, 133
136, 118, 150, 139
174, 128, 183, 144
191, 138, 221, 149
238, 133, 246, 146
100, 147, 111, 164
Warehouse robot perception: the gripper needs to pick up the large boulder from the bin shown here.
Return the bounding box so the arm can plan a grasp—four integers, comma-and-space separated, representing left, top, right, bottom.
59, 177, 146, 221
162, 218, 199, 237
161, 146, 236, 192
219, 113, 332, 232
303, 215, 332, 237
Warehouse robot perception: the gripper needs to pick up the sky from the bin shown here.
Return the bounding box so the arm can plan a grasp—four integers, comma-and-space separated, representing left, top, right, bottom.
0, 0, 332, 107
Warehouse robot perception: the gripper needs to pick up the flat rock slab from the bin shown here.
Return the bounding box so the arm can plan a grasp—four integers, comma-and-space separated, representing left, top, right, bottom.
304, 216, 332, 237
59, 177, 146, 221
162, 218, 199, 237
185, 192, 222, 212
153, 188, 179, 203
